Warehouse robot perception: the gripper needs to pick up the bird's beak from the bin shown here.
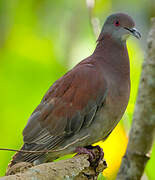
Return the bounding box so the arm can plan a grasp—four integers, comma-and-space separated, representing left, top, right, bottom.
124, 27, 141, 39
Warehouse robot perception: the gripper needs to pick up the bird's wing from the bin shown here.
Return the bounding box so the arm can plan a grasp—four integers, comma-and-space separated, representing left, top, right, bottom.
15, 62, 107, 163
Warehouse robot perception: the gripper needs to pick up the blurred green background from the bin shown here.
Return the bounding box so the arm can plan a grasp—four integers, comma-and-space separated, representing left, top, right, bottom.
0, 0, 154, 179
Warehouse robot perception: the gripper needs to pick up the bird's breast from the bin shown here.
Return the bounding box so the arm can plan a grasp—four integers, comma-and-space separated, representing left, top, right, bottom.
88, 77, 130, 143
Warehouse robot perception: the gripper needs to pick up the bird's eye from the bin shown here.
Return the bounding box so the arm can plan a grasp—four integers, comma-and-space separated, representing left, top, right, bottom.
114, 20, 120, 27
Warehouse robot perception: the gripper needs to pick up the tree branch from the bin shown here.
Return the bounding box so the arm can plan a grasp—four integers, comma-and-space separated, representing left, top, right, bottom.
0, 153, 107, 180
117, 18, 155, 180
86, 0, 100, 38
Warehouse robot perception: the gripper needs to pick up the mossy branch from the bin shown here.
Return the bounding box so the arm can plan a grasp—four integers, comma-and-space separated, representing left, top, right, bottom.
0, 153, 107, 180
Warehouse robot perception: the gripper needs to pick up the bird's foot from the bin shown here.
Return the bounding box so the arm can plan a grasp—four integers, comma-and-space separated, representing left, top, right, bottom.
75, 146, 95, 162
89, 145, 104, 162
75, 145, 107, 178
75, 145, 105, 168
85, 145, 104, 168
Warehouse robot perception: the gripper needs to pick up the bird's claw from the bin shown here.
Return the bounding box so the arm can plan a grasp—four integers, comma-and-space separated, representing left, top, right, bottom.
75, 145, 104, 168
91, 145, 104, 162
75, 147, 95, 162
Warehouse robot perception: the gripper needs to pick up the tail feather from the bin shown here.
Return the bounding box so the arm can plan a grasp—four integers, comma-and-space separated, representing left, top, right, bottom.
8, 143, 45, 168
8, 136, 64, 168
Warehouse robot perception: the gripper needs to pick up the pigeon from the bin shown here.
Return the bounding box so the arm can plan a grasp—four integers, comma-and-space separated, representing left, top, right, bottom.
9, 13, 141, 167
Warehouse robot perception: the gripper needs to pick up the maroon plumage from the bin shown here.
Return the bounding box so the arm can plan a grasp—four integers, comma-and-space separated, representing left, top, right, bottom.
9, 13, 141, 167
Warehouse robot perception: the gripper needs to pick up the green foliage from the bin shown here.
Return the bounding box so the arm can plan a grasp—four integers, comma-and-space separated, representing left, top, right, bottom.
98, 173, 107, 180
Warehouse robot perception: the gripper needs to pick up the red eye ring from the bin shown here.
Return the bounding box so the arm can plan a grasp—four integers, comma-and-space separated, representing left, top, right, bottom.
114, 20, 120, 27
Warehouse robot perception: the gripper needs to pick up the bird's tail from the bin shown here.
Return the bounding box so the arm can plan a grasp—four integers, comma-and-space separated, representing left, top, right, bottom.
8, 144, 29, 168
7, 136, 64, 170
8, 143, 45, 168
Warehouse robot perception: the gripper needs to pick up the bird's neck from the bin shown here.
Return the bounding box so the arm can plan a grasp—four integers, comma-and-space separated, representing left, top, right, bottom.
92, 34, 130, 79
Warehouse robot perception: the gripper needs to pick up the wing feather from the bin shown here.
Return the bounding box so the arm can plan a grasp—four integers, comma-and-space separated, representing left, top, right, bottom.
10, 62, 108, 166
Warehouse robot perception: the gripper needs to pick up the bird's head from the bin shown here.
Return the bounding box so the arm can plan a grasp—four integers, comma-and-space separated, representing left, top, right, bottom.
100, 13, 141, 43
